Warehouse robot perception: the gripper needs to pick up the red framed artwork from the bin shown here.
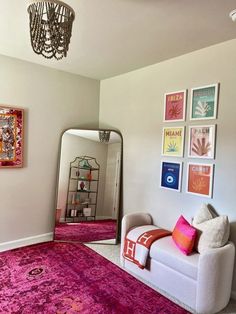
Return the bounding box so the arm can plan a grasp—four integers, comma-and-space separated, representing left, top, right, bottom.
186, 163, 214, 198
163, 90, 187, 122
0, 106, 24, 168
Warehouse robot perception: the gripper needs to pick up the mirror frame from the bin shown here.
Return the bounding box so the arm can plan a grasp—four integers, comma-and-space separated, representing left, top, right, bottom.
53, 127, 123, 244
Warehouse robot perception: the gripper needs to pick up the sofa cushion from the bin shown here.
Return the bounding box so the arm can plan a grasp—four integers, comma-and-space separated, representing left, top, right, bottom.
149, 235, 199, 280
192, 203, 217, 224
192, 204, 230, 253
193, 215, 230, 253
172, 215, 197, 255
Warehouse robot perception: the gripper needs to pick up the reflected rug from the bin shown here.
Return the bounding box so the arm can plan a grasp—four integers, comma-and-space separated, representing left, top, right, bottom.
55, 219, 116, 242
0, 242, 190, 314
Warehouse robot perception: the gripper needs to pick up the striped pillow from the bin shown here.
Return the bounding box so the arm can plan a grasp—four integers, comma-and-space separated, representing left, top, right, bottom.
172, 215, 197, 255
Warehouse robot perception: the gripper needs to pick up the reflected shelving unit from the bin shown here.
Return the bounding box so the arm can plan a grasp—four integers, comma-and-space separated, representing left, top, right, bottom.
65, 156, 100, 222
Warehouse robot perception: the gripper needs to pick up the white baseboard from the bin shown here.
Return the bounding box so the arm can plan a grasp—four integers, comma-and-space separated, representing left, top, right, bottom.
231, 290, 236, 300
59, 217, 113, 222
0, 232, 54, 252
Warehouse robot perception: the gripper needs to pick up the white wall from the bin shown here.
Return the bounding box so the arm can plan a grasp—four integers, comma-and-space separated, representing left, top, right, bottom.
0, 54, 100, 244
103, 143, 121, 218
57, 133, 108, 218
99, 39, 236, 291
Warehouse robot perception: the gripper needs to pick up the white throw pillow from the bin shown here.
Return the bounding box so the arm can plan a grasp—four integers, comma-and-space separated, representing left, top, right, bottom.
192, 205, 230, 253
192, 203, 217, 225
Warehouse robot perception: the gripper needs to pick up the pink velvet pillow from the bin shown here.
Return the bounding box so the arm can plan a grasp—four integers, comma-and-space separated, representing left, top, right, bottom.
172, 215, 197, 255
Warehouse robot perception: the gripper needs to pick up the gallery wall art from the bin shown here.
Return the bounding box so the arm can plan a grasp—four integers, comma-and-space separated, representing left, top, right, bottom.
186, 163, 214, 198
160, 161, 182, 192
188, 125, 216, 159
161, 126, 185, 157
163, 90, 186, 122
161, 83, 219, 197
0, 106, 24, 168
190, 84, 218, 120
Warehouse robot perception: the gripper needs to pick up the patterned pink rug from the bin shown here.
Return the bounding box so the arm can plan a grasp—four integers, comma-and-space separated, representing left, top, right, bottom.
54, 219, 117, 242
0, 242, 190, 314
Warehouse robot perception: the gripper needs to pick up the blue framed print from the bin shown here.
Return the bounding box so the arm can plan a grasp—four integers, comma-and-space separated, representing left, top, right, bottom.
160, 161, 182, 192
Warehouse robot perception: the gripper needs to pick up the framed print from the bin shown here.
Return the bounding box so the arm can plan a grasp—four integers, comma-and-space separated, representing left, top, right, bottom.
164, 90, 187, 122
186, 163, 214, 198
162, 126, 185, 157
188, 125, 216, 159
160, 161, 182, 192
0, 106, 24, 168
190, 83, 219, 120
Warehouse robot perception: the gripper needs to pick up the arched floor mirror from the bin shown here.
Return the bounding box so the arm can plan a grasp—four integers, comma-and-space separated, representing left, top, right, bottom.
54, 128, 122, 244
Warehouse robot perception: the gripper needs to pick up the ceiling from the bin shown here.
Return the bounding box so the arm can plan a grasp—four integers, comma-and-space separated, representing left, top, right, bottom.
0, 0, 236, 79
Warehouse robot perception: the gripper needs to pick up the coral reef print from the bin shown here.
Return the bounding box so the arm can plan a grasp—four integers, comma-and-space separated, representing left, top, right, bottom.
194, 101, 210, 117
189, 126, 215, 158
168, 104, 182, 119
191, 177, 207, 192
164, 91, 185, 121
187, 164, 213, 197
0, 242, 190, 314
192, 138, 211, 156
191, 85, 218, 120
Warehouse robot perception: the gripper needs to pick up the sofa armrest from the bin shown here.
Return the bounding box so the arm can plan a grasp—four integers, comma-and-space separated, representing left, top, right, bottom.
120, 212, 152, 266
196, 242, 235, 314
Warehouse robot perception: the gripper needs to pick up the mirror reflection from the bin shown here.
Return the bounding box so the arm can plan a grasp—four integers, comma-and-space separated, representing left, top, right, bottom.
54, 129, 122, 244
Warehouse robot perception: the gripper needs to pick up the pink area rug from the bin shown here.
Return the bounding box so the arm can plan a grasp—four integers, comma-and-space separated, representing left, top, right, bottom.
0, 242, 190, 314
54, 219, 117, 242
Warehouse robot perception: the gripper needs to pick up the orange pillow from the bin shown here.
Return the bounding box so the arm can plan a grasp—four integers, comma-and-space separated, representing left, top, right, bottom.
172, 215, 197, 255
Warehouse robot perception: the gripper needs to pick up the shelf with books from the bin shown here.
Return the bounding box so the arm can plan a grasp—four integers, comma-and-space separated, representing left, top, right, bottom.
71, 166, 99, 171
70, 178, 98, 182
66, 202, 96, 206
65, 156, 100, 222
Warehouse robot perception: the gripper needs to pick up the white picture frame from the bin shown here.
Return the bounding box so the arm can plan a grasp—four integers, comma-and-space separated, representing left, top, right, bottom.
186, 162, 214, 198
188, 125, 216, 159
160, 160, 182, 192
163, 90, 187, 122
190, 83, 219, 121
161, 126, 185, 157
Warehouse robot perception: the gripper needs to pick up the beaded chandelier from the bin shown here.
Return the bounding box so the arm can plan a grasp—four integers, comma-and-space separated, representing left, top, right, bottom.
99, 131, 111, 143
27, 0, 75, 60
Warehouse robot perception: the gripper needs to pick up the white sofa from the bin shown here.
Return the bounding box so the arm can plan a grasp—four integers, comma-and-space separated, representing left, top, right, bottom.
120, 212, 235, 314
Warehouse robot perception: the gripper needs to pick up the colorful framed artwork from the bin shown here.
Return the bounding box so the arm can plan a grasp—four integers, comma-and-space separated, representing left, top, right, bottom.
0, 106, 24, 168
186, 163, 214, 198
190, 83, 219, 120
188, 125, 216, 159
162, 126, 185, 157
160, 161, 182, 192
163, 90, 187, 122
